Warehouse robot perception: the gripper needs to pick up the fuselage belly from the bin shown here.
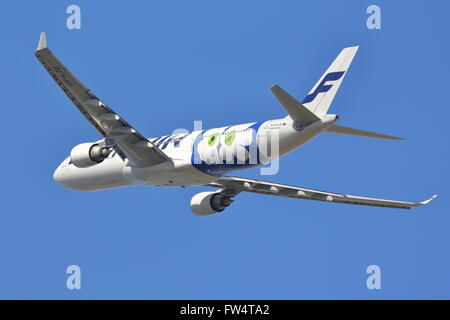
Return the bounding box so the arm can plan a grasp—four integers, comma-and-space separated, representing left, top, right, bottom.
53, 117, 330, 191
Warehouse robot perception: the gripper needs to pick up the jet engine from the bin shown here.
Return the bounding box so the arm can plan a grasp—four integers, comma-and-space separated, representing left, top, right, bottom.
69, 142, 111, 168
190, 191, 234, 216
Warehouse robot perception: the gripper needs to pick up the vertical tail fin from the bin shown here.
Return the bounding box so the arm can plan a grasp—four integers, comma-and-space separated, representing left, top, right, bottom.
302, 46, 359, 117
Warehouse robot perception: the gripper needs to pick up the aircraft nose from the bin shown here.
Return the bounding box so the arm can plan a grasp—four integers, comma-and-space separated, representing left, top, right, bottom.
53, 166, 62, 184
53, 164, 69, 187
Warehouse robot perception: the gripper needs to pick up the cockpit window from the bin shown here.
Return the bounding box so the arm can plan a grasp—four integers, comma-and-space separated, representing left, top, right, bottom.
63, 157, 72, 167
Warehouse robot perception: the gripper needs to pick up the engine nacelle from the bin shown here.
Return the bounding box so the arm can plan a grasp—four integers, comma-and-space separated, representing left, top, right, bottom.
190, 191, 234, 216
70, 142, 111, 168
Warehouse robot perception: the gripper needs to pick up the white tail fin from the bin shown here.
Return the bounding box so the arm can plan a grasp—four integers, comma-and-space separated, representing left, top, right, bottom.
302, 46, 359, 117
270, 85, 320, 124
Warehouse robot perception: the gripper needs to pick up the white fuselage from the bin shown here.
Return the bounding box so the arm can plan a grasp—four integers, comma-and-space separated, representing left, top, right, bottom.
53, 116, 337, 191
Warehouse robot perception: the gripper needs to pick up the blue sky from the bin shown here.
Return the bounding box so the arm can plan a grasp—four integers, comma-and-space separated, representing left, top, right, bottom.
0, 0, 448, 299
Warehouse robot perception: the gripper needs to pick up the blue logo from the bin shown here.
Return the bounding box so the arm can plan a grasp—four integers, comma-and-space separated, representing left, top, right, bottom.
302, 71, 345, 104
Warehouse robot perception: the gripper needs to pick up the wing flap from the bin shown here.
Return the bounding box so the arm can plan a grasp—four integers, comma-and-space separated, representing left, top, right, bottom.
270, 85, 320, 124
208, 176, 436, 210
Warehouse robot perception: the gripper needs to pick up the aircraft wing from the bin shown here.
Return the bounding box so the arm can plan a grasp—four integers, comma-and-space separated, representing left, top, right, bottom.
35, 32, 169, 167
208, 176, 436, 209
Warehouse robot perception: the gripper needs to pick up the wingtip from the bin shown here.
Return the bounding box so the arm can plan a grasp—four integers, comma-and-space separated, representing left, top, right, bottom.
420, 194, 438, 205
270, 84, 280, 91
37, 32, 47, 50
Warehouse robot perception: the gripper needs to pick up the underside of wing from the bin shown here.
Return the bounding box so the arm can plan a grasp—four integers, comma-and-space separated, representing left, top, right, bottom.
35, 32, 169, 167
208, 176, 436, 209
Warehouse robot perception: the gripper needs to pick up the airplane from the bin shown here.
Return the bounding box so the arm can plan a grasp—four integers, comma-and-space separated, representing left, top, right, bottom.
35, 32, 436, 216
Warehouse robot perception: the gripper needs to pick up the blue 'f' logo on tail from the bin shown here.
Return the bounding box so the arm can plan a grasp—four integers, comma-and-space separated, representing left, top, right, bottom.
302, 71, 345, 104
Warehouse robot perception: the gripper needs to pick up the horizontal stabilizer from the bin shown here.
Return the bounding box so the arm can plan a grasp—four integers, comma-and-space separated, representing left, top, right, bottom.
271, 85, 320, 124
324, 125, 405, 140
